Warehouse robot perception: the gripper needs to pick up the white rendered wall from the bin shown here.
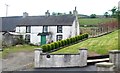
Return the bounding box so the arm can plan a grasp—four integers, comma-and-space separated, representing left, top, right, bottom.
16, 25, 74, 45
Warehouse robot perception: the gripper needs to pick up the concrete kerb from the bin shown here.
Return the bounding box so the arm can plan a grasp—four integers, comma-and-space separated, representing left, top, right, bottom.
96, 62, 115, 71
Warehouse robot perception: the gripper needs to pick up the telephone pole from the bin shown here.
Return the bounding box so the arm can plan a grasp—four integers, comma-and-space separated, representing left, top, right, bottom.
5, 4, 9, 17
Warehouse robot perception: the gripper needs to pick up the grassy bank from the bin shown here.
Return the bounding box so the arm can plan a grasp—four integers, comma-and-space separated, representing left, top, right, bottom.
52, 30, 119, 55
2, 45, 39, 58
0, 52, 2, 58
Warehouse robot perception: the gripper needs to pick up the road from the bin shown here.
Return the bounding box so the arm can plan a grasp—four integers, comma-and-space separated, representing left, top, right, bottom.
24, 65, 97, 71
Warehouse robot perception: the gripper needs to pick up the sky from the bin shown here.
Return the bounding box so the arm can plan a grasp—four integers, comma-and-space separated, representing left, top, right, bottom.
0, 0, 120, 17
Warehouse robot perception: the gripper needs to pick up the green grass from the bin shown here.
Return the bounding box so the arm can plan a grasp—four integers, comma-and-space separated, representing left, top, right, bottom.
2, 45, 39, 58
79, 18, 117, 25
52, 30, 119, 55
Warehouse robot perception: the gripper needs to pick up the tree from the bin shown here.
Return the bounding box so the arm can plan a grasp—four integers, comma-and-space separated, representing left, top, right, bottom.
69, 11, 72, 15
104, 12, 109, 18
57, 13, 62, 15
110, 6, 117, 17
52, 12, 56, 16
90, 14, 96, 18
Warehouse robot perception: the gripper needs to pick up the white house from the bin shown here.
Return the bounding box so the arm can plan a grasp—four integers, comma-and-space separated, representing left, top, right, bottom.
16, 7, 80, 45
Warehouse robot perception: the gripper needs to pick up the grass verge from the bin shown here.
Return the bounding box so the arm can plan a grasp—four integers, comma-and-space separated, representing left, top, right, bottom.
2, 45, 39, 58
0, 52, 2, 58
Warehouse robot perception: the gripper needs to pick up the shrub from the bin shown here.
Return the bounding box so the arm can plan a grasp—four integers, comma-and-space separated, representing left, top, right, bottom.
61, 40, 65, 46
48, 44, 52, 51
69, 38, 73, 44
42, 34, 89, 52
76, 36, 79, 41
41, 45, 48, 52
78, 35, 82, 40
85, 33, 88, 38
64, 40, 67, 45
51, 43, 55, 50
54, 42, 59, 49
58, 41, 62, 47
81, 34, 84, 39
73, 37, 76, 43
66, 39, 71, 45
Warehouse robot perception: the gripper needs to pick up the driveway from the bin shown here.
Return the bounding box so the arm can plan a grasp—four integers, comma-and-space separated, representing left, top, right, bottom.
2, 51, 34, 71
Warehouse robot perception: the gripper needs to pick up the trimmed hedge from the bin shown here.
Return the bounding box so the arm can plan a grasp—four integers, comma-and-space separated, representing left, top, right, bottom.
41, 33, 88, 52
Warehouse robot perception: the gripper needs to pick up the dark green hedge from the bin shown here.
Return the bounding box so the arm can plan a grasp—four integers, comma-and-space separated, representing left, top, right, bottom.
41, 33, 88, 52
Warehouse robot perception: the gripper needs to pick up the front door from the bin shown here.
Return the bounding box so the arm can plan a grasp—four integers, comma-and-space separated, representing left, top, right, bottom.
41, 35, 46, 45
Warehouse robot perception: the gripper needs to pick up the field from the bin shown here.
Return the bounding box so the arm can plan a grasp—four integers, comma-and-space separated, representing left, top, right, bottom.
79, 18, 117, 25
52, 29, 119, 55
2, 45, 39, 58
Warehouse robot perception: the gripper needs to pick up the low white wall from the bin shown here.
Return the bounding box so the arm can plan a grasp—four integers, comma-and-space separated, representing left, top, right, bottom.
34, 48, 87, 68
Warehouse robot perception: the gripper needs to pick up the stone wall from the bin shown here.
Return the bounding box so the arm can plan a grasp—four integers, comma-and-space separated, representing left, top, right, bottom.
96, 50, 120, 71
109, 50, 120, 71
34, 48, 87, 68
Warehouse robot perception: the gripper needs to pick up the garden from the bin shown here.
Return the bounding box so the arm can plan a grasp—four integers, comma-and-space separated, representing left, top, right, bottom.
52, 29, 119, 55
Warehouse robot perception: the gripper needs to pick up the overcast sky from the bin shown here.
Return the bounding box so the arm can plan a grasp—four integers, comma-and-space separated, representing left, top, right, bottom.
0, 0, 120, 17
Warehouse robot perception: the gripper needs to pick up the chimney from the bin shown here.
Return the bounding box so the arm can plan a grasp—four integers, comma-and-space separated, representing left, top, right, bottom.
23, 12, 28, 18
73, 6, 78, 16
45, 10, 50, 16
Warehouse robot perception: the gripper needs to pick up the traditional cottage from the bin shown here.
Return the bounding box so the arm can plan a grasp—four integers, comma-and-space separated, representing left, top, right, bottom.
1, 7, 80, 46
16, 8, 80, 45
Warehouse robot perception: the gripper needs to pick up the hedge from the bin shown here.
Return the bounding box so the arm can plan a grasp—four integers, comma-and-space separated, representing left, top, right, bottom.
41, 33, 88, 52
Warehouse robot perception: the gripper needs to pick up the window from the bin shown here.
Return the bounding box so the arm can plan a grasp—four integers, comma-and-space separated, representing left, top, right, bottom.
25, 35, 30, 43
26, 26, 31, 33
43, 26, 48, 32
56, 35, 62, 41
57, 26, 62, 33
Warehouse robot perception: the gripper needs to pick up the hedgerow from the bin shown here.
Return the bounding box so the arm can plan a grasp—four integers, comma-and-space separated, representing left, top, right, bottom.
41, 33, 88, 52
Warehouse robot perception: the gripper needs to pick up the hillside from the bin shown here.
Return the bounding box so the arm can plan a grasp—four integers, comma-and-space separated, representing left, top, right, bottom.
52, 30, 119, 55
79, 18, 117, 25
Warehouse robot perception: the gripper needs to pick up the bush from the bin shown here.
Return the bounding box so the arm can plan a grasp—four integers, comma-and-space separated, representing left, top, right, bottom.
41, 45, 48, 52
78, 35, 82, 40
47, 44, 52, 51
81, 34, 84, 39
74, 37, 76, 42
61, 40, 65, 46
69, 38, 73, 44
51, 43, 55, 50
64, 40, 67, 45
84, 33, 88, 38
66, 39, 71, 45
41, 33, 89, 52
54, 42, 59, 49
77, 36, 79, 41
58, 41, 62, 48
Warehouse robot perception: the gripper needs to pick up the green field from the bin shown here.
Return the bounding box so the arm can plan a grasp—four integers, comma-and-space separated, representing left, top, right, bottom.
52, 30, 119, 55
79, 18, 116, 25
2, 45, 39, 58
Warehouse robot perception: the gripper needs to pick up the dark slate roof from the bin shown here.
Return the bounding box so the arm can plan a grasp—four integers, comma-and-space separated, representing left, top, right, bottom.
1, 15, 75, 32
17, 15, 75, 26
1, 16, 22, 32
